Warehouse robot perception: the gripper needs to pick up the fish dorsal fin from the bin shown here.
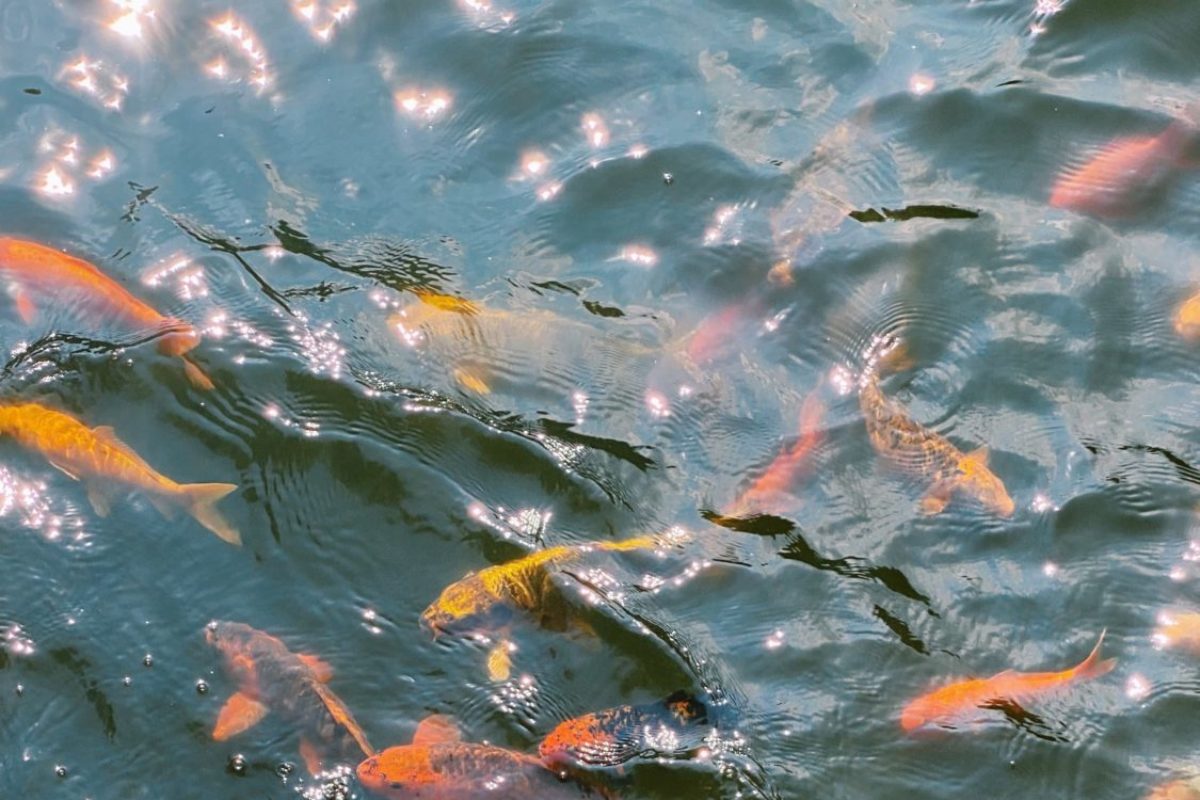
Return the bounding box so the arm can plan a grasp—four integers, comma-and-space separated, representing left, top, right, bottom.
299, 653, 334, 682
961, 446, 991, 470
413, 714, 462, 746
212, 691, 269, 741
987, 669, 1017, 682
91, 425, 125, 447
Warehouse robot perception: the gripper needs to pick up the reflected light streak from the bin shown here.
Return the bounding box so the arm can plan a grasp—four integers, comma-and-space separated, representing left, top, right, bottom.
614, 244, 658, 267
702, 204, 744, 246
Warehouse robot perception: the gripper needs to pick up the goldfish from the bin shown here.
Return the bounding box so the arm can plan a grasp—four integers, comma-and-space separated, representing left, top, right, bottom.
421, 531, 687, 638
900, 630, 1115, 732
1152, 611, 1200, 654
859, 371, 1013, 517
1049, 120, 1198, 219
0, 402, 239, 544
538, 691, 710, 773
421, 531, 689, 680
1174, 290, 1200, 339
0, 237, 213, 389
1146, 776, 1200, 800
388, 296, 660, 397
206, 621, 374, 774
357, 715, 600, 799
725, 382, 826, 516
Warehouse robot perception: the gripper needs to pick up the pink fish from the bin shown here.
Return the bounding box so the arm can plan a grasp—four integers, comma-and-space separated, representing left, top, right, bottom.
1049, 121, 1198, 218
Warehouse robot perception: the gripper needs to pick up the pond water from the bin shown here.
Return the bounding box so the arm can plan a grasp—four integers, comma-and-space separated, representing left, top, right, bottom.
2, 1, 1200, 798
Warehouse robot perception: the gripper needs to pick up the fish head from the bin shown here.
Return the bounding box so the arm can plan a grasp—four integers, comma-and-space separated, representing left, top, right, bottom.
356, 746, 432, 796
157, 319, 202, 357
205, 620, 261, 678
899, 697, 934, 732
957, 448, 1015, 517
538, 714, 614, 771
420, 575, 505, 638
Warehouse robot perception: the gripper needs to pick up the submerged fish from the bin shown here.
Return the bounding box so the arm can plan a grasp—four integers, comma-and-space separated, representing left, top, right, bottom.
859, 372, 1014, 516
1146, 776, 1200, 800
900, 631, 1115, 732
357, 715, 600, 799
206, 621, 374, 774
1152, 611, 1200, 654
538, 691, 710, 773
0, 237, 213, 389
421, 532, 687, 637
725, 382, 826, 516
422, 531, 689, 681
387, 296, 659, 397
1174, 290, 1200, 340
1049, 120, 1198, 219
0, 402, 239, 544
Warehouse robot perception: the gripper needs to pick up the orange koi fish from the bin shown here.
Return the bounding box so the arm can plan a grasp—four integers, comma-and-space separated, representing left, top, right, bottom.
1146, 776, 1200, 800
0, 237, 213, 389
0, 402, 239, 544
357, 715, 601, 799
1049, 121, 1198, 219
900, 631, 1115, 732
859, 372, 1014, 516
725, 383, 826, 516
1175, 290, 1200, 340
206, 621, 374, 774
538, 691, 709, 773
1152, 611, 1200, 654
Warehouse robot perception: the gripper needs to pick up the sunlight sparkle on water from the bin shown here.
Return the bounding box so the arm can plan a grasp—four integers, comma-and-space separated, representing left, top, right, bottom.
908, 73, 935, 96
395, 88, 453, 122
0, 465, 83, 542
61, 57, 129, 110
208, 14, 272, 92
457, 0, 516, 29
142, 254, 208, 301
37, 166, 75, 198
614, 244, 659, 267
291, 1, 356, 42
1125, 673, 1151, 701
645, 389, 671, 418
581, 113, 610, 148
107, 0, 157, 40
703, 204, 745, 246
1042, 561, 1059, 577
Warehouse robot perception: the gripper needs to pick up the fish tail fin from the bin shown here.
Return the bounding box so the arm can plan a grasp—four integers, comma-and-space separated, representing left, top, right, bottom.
1075, 629, 1117, 680
181, 357, 215, 391
180, 483, 241, 545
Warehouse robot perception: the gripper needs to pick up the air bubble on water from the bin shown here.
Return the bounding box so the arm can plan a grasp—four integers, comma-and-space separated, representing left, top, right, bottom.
195, 679, 209, 695
143, 653, 154, 667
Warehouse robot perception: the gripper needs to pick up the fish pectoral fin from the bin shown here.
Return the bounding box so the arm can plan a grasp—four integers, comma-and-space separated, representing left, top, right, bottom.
12, 288, 37, 324
91, 426, 124, 447
453, 365, 492, 395
413, 714, 463, 747
182, 357, 215, 391
212, 691, 269, 740
147, 493, 179, 520
961, 446, 991, 469
486, 639, 513, 683
298, 738, 323, 776
299, 653, 334, 683
84, 482, 115, 518
919, 487, 950, 516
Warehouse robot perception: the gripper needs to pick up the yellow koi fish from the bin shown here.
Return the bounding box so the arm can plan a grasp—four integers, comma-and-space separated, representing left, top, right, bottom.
0, 402, 239, 544
859, 372, 1014, 516
422, 531, 689, 680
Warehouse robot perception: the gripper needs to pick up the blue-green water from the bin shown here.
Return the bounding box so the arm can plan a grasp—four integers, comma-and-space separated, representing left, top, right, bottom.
2, 0, 1200, 797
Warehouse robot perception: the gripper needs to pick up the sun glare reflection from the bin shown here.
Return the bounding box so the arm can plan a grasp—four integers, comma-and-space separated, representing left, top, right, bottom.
142, 253, 208, 301
457, 0, 516, 29
61, 57, 129, 110
207, 13, 272, 92
291, 1, 356, 42
106, 0, 158, 40
0, 465, 86, 543
614, 244, 659, 267
581, 113, 610, 148
394, 88, 453, 122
